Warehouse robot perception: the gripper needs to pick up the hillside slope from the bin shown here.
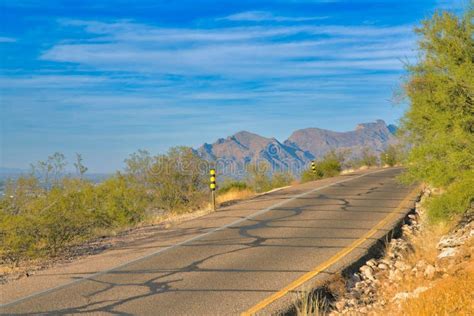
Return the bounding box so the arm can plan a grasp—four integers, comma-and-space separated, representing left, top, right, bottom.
197, 120, 396, 176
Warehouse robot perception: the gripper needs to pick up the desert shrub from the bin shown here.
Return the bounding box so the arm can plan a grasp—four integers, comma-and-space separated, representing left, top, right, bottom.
244, 162, 294, 193
399, 8, 473, 221
301, 168, 322, 183
0, 174, 153, 263
301, 151, 343, 183
359, 147, 379, 167
380, 144, 400, 167
245, 162, 273, 193
147, 146, 209, 213
426, 174, 474, 223
318, 151, 343, 176
218, 181, 249, 194
95, 174, 151, 227
271, 171, 294, 188
0, 148, 210, 263
0, 211, 39, 265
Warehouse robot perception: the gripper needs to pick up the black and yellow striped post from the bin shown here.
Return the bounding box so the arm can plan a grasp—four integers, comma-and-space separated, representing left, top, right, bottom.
210, 168, 217, 211
311, 161, 317, 175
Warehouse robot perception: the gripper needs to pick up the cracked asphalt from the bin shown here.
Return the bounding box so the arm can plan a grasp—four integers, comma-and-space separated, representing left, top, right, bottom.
0, 168, 417, 315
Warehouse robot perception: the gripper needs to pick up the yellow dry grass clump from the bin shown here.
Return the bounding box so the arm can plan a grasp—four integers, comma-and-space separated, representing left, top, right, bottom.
399, 258, 474, 316
379, 223, 474, 316
216, 188, 255, 205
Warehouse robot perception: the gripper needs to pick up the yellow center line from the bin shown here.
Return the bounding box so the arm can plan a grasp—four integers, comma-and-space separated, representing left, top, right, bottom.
241, 186, 421, 316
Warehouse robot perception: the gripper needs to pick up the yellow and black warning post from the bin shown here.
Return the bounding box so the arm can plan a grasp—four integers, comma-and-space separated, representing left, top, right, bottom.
311, 161, 317, 175
210, 168, 217, 211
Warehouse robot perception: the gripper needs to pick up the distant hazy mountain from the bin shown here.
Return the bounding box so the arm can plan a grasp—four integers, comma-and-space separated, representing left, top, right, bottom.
197, 120, 397, 176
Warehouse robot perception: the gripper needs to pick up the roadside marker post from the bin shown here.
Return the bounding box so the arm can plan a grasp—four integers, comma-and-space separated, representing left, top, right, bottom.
210, 168, 216, 211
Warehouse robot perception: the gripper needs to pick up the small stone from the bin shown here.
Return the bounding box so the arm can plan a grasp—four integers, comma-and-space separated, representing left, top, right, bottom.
355, 282, 364, 290
438, 237, 463, 249
395, 261, 411, 271
380, 258, 391, 266
378, 263, 388, 270
352, 273, 361, 283
360, 265, 375, 280
438, 247, 458, 259
366, 259, 377, 267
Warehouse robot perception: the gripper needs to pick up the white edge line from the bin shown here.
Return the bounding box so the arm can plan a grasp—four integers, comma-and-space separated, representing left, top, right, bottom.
0, 169, 387, 308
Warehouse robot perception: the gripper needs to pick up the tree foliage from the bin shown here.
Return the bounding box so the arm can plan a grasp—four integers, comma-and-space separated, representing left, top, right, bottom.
400, 8, 474, 221
400, 9, 473, 186
0, 148, 209, 264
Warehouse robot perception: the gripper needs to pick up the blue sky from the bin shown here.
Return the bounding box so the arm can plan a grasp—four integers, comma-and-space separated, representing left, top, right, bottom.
0, 0, 466, 172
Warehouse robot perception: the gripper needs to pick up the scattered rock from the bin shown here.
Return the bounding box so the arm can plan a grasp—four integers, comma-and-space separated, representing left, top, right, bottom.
360, 265, 375, 281
378, 263, 388, 270
394, 261, 411, 271
438, 236, 464, 249
438, 247, 458, 259
329, 188, 473, 315
392, 286, 430, 302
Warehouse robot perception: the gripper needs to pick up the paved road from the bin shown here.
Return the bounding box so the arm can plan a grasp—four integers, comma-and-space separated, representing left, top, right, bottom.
1, 168, 418, 315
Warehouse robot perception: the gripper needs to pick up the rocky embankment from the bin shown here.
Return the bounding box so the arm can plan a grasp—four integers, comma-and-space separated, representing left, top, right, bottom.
330, 187, 474, 315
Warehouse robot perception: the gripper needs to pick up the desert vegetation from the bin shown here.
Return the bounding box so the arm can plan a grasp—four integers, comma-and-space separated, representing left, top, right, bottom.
299, 147, 402, 183
0, 147, 207, 265
300, 151, 344, 182
0, 148, 296, 265
398, 7, 473, 223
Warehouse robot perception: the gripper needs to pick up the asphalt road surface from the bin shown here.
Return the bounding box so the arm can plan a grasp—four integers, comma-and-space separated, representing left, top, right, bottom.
0, 168, 418, 315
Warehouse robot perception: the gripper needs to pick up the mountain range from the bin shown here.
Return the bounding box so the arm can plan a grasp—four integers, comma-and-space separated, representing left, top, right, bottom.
197, 119, 397, 176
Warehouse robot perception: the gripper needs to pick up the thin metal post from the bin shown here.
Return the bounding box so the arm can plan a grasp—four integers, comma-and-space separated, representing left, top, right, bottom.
211, 190, 216, 211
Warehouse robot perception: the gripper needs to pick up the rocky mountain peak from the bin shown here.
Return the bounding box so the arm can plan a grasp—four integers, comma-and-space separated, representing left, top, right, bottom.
196, 120, 397, 177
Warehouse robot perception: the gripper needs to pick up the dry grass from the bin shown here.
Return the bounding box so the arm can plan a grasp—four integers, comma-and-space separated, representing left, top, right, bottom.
375, 223, 473, 316
293, 278, 345, 316
399, 256, 474, 316
294, 290, 329, 316
216, 188, 255, 205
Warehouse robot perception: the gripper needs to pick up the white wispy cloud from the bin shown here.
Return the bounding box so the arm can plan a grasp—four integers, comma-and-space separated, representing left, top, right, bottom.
40, 19, 415, 79
0, 36, 17, 43
220, 11, 328, 22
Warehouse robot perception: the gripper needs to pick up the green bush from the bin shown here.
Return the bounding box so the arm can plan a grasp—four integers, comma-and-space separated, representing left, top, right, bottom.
244, 162, 295, 193
399, 8, 473, 222
218, 181, 249, 194
245, 162, 273, 193
301, 151, 343, 183
380, 145, 400, 167
147, 147, 208, 213
0, 147, 209, 264
271, 171, 294, 188
426, 174, 474, 223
